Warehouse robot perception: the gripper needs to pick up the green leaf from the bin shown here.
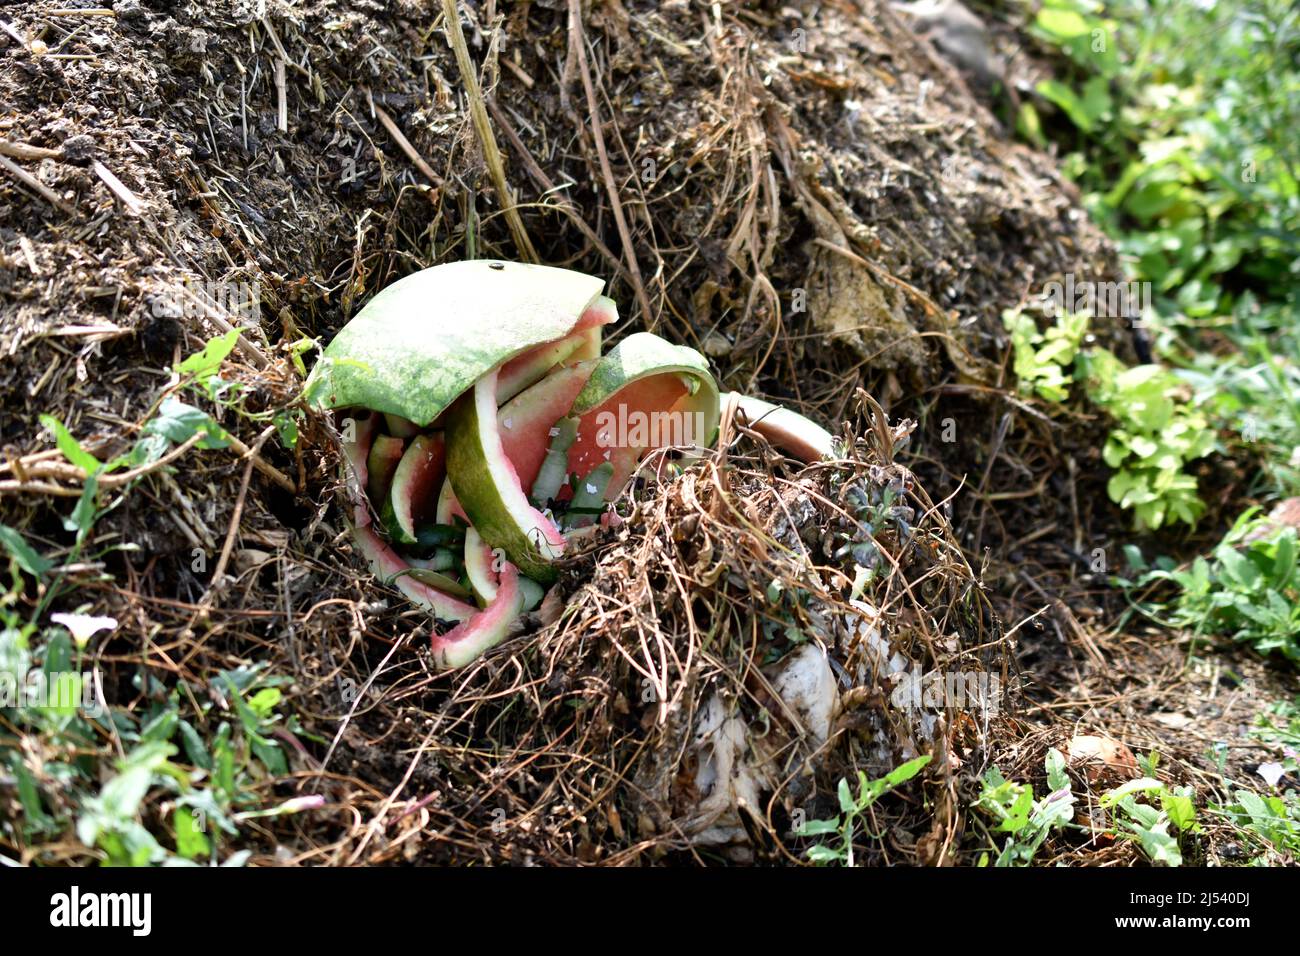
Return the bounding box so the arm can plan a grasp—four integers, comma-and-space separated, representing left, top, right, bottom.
883, 755, 932, 789
838, 777, 855, 814
178, 720, 212, 770
1034, 790, 1075, 831
273, 409, 299, 449
0, 524, 53, 577
1100, 777, 1165, 808
1161, 789, 1197, 832
1000, 786, 1034, 833
65, 473, 100, 540
1036, 79, 1095, 133
141, 709, 179, 744
176, 328, 241, 381
795, 817, 841, 837
174, 807, 212, 860
1034, 6, 1091, 41
1046, 748, 1070, 792
39, 414, 100, 474
10, 755, 55, 832
247, 687, 282, 719
806, 844, 844, 864
1133, 820, 1182, 866
144, 397, 231, 450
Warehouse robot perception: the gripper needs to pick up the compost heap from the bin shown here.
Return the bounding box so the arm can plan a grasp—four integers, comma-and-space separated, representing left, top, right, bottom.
0, 0, 1130, 863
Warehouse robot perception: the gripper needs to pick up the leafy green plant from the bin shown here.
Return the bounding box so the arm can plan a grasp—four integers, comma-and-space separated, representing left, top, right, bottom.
1, 508, 311, 866
1077, 347, 1215, 529
1182, 313, 1300, 499
1003, 307, 1090, 402
1100, 776, 1198, 866
1029, 0, 1300, 319
1133, 512, 1300, 663
796, 755, 930, 866
975, 748, 1075, 866
1252, 696, 1300, 774
1002, 307, 1215, 530
176, 327, 303, 450
975, 748, 1197, 866
1212, 788, 1300, 860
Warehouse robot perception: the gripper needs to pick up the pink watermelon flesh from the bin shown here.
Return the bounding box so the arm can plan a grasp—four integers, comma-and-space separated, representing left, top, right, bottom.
498, 360, 595, 495
344, 413, 474, 623
435, 478, 463, 526
353, 523, 475, 623
435, 479, 497, 603
576, 295, 618, 331
390, 432, 445, 543
366, 434, 405, 508
495, 297, 612, 403
432, 563, 525, 668
497, 330, 585, 405
343, 412, 379, 527
566, 374, 691, 498
464, 526, 499, 604
567, 325, 603, 362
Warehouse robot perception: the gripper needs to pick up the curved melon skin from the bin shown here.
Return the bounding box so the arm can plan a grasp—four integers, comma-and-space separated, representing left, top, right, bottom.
401, 564, 471, 598
445, 369, 566, 582
725, 393, 837, 463
366, 434, 405, 507
326, 267, 736, 671
432, 564, 526, 669
565, 462, 614, 529
567, 372, 689, 497
464, 526, 499, 604
342, 412, 379, 528
305, 261, 608, 427
384, 414, 420, 439
566, 333, 721, 497
496, 298, 612, 403
353, 524, 476, 624
342, 413, 475, 624
388, 433, 445, 545
532, 416, 579, 506
435, 478, 462, 526
498, 360, 596, 495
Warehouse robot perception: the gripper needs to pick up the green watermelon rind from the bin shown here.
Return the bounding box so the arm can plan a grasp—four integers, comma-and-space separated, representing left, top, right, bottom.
445, 370, 566, 583
570, 332, 721, 446
305, 261, 606, 427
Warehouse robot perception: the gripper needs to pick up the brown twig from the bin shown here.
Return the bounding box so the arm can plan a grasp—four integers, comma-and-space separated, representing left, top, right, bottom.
204, 426, 275, 603
566, 0, 654, 324
372, 99, 443, 187
0, 141, 61, 161
441, 0, 537, 263
91, 160, 144, 216
0, 154, 76, 215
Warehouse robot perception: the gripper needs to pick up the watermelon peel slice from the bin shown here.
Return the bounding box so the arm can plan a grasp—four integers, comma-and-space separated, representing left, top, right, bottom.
304, 261, 613, 427
317, 261, 833, 669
